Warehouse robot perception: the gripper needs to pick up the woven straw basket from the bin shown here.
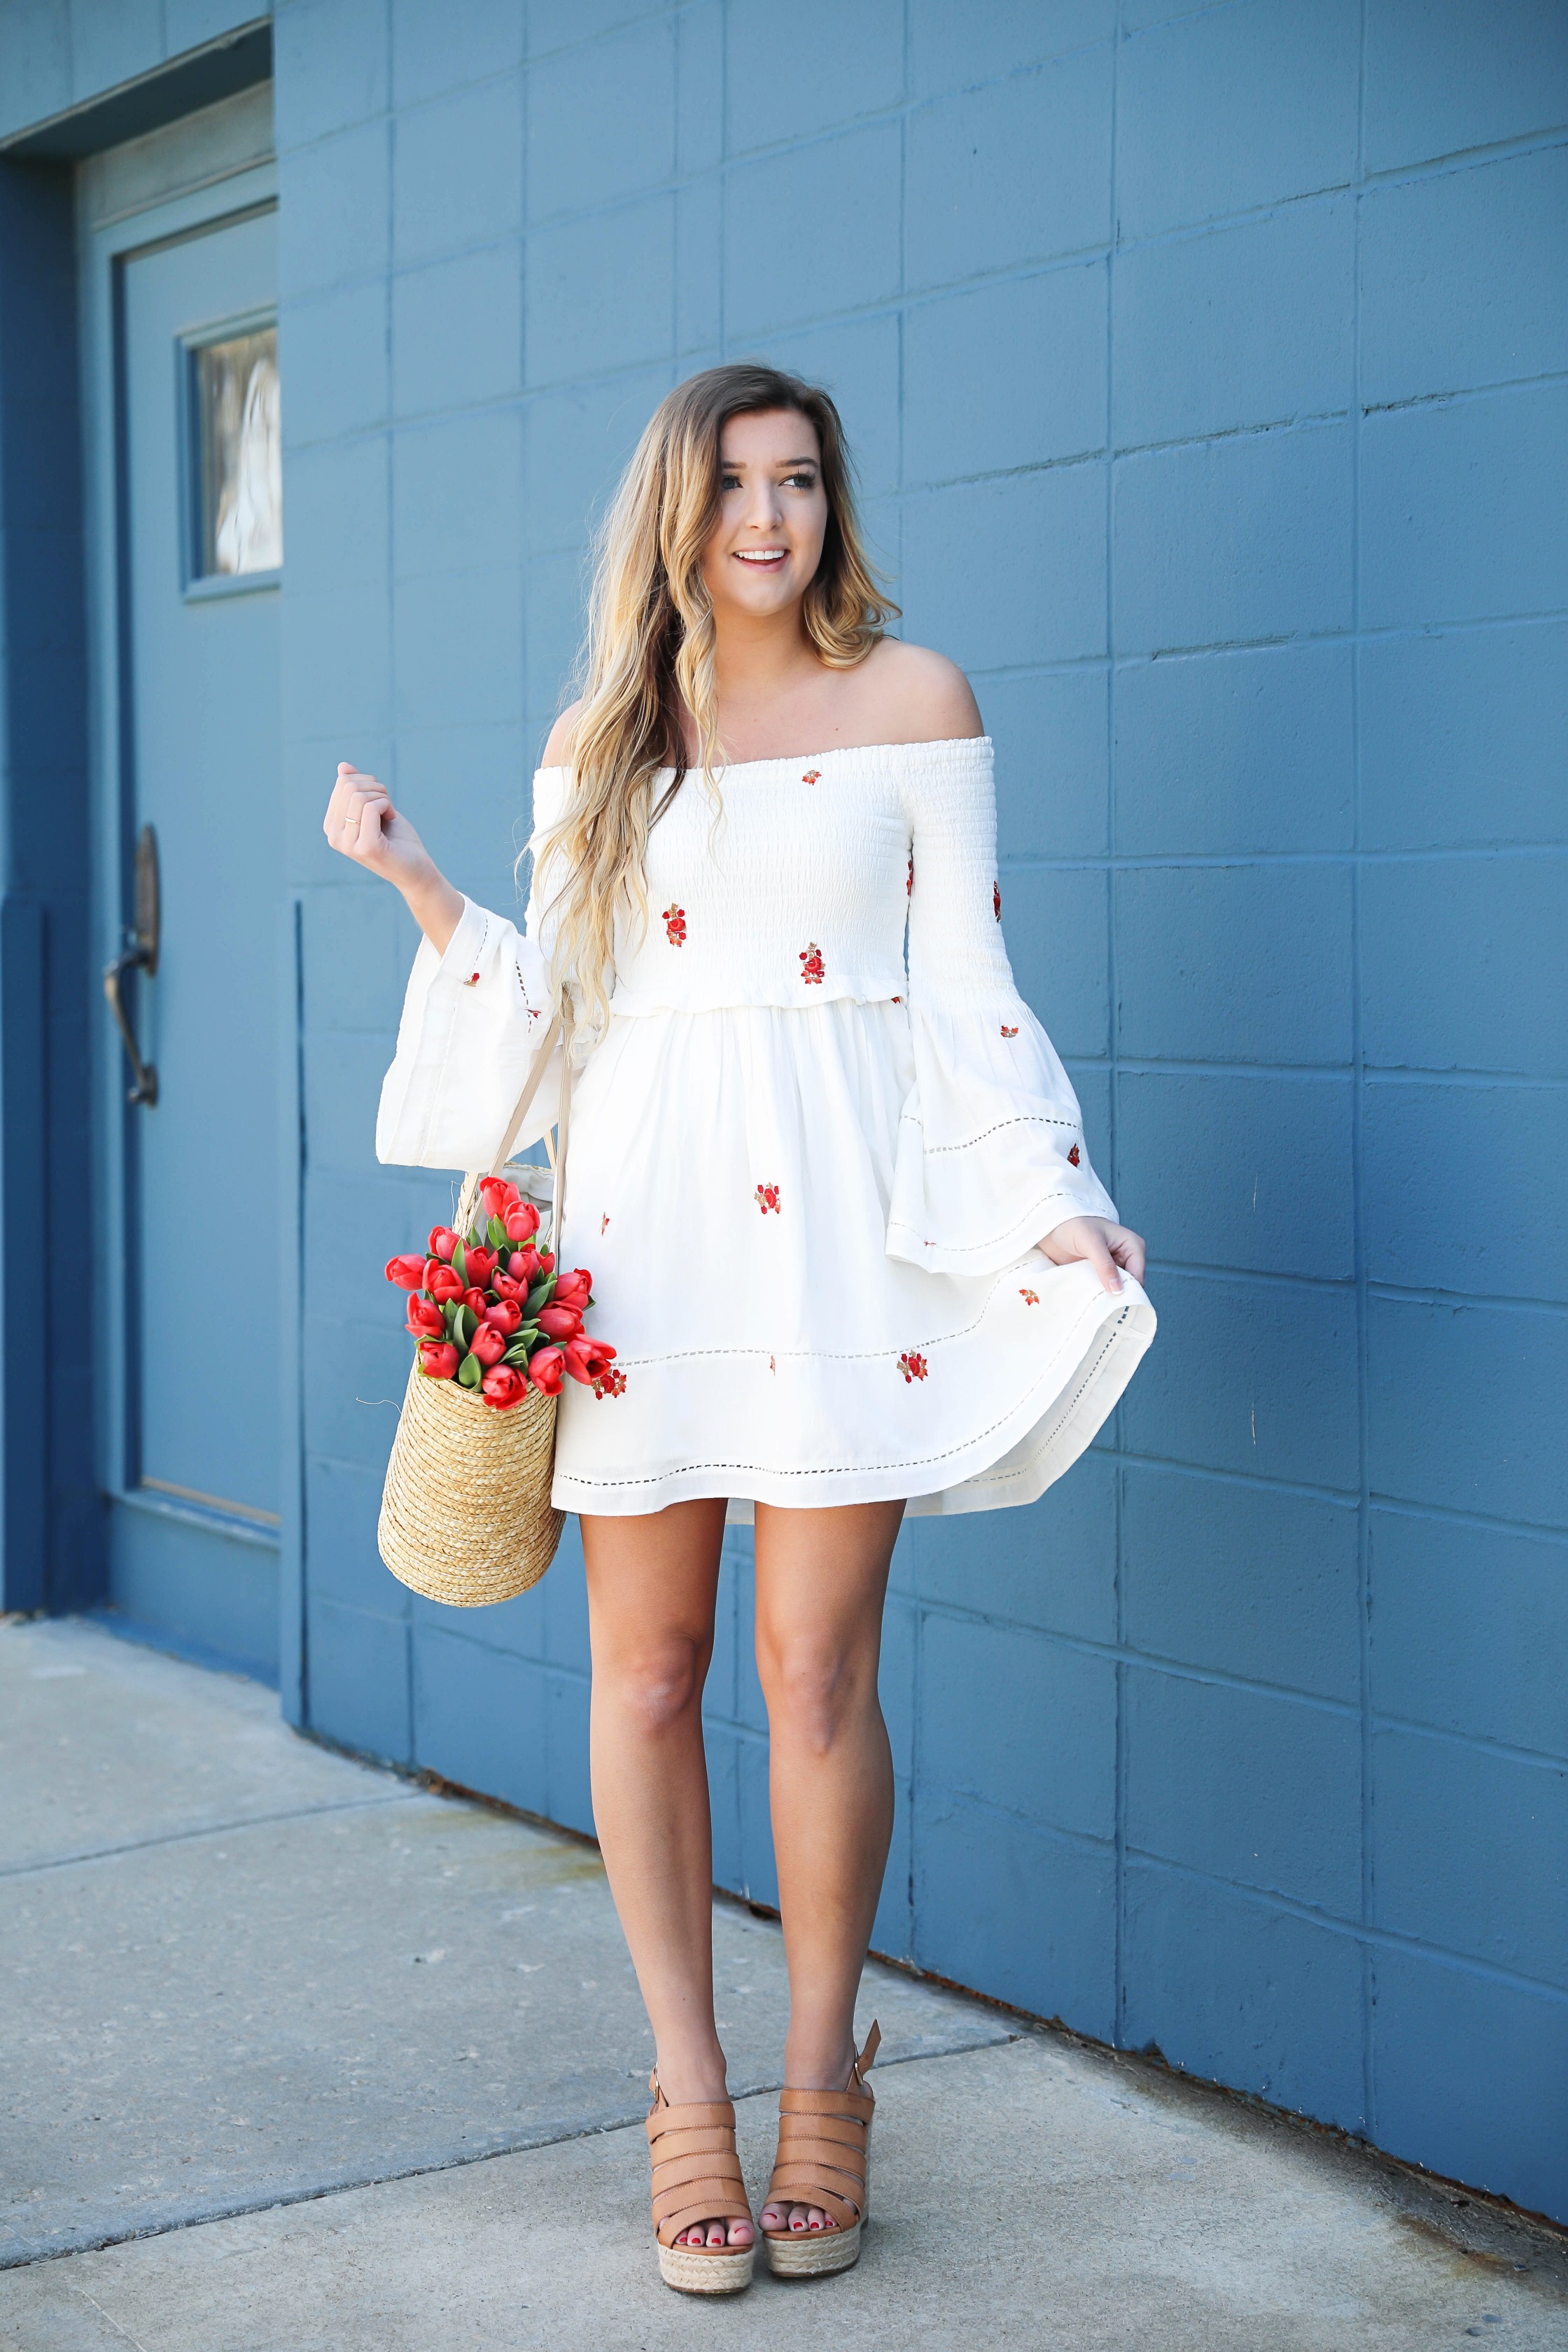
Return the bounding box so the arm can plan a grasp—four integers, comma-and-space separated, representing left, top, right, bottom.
378, 1354, 564, 1604
376, 1011, 570, 1607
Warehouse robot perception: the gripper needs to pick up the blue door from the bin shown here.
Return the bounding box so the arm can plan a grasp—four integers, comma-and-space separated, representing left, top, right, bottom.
104, 204, 283, 1676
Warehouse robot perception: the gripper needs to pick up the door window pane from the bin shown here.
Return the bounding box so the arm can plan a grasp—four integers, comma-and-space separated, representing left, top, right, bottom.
194, 326, 281, 578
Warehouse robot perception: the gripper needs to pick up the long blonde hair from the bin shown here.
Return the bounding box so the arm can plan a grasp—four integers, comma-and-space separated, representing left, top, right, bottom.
530, 363, 896, 1039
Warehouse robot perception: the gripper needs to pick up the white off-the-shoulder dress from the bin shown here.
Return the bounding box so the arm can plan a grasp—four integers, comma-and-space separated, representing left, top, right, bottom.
377, 736, 1154, 1518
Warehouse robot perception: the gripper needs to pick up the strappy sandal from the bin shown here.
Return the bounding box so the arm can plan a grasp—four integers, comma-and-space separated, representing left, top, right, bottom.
645, 2070, 756, 2295
762, 2020, 880, 2278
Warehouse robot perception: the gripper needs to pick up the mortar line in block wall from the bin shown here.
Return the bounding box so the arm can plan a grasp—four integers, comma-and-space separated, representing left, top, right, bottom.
384, 0, 413, 1770
337, 125, 1564, 303
1106, 0, 1128, 2054
1112, 1849, 1568, 2007
717, 0, 727, 354
1350, 0, 1376, 2146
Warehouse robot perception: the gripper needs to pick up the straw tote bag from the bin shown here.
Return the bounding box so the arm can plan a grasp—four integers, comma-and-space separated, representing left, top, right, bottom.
377, 1009, 573, 1607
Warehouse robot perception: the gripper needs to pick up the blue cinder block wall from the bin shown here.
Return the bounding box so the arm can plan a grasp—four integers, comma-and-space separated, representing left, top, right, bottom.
276, 0, 1568, 2218
1, 0, 1556, 2221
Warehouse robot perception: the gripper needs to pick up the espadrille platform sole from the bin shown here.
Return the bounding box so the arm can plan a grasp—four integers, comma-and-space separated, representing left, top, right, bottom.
646, 2073, 756, 2295
763, 2181, 867, 2278
762, 2022, 879, 2283
656, 2239, 755, 2293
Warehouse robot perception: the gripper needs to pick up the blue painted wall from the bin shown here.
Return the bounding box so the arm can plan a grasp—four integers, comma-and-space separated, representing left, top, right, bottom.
1, 0, 1562, 2223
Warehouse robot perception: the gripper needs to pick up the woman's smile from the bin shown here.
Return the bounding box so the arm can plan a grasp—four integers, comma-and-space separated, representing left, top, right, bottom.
701, 408, 830, 620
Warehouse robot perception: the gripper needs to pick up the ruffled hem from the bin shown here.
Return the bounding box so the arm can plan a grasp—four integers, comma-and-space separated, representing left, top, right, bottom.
550, 1256, 1154, 1518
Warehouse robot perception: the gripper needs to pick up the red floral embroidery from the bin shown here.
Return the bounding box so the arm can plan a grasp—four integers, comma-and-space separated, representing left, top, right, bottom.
993, 881, 1002, 920
799, 942, 825, 985
592, 1367, 627, 1399
1068, 1144, 1081, 1166
601, 1213, 610, 1234
906, 854, 914, 896
755, 1183, 780, 1214
890, 994, 902, 1004
1019, 1288, 1040, 1306
1001, 1024, 1018, 1038
769, 1354, 776, 1374
897, 1350, 928, 1383
464, 972, 481, 987
662, 904, 687, 946
802, 769, 821, 785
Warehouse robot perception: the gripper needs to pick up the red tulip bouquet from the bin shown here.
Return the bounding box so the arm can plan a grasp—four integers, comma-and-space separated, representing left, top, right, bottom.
385, 1175, 622, 1410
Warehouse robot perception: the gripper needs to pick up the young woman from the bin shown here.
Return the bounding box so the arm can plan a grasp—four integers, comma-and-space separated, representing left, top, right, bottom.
325, 363, 1154, 2294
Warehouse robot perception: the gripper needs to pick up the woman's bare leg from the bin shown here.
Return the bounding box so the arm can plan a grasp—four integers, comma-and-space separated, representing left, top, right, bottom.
751, 1497, 904, 2234
580, 1497, 752, 2250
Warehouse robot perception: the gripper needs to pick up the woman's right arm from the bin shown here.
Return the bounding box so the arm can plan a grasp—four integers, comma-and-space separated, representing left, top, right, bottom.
322, 762, 465, 954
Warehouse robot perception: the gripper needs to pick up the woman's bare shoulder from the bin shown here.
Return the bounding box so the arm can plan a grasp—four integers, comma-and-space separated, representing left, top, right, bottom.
540, 699, 585, 769
856, 639, 983, 744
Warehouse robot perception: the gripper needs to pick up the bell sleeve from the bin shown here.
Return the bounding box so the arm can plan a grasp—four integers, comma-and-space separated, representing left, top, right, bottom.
374, 771, 565, 1171
887, 738, 1119, 1278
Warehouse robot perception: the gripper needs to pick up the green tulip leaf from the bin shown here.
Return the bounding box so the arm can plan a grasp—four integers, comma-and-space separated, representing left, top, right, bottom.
456, 1350, 483, 1389
525, 1276, 556, 1317
444, 1299, 463, 1338
487, 1214, 506, 1248
451, 1239, 467, 1286
500, 1341, 529, 1366
459, 1305, 479, 1345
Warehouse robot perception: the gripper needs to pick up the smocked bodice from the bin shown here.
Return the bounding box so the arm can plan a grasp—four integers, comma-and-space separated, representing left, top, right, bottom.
528, 735, 1010, 1017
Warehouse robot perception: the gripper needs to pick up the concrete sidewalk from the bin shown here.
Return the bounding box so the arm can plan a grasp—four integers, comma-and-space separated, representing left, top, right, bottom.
4, 1616, 1565, 2351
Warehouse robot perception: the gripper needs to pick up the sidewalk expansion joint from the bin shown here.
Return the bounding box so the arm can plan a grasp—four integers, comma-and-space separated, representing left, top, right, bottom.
3, 2036, 1018, 2272
0, 1791, 424, 1880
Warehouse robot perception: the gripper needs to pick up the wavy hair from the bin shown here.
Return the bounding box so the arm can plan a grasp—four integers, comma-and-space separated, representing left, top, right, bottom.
528, 362, 896, 1040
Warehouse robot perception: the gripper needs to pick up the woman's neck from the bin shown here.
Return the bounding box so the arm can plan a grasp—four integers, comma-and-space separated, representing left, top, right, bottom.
712, 599, 818, 692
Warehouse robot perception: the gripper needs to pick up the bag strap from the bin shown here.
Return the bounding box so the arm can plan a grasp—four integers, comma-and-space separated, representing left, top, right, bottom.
457, 1002, 575, 1260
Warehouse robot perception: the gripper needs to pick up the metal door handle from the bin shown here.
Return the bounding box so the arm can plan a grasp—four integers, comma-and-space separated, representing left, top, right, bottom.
105, 823, 160, 1107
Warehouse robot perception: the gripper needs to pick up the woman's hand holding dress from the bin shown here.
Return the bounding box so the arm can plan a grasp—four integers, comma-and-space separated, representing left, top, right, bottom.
1039, 1214, 1147, 1296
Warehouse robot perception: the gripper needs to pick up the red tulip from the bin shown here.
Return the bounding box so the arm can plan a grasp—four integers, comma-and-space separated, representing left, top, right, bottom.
538, 1250, 555, 1274
428, 1226, 460, 1263
505, 1200, 540, 1243
463, 1245, 496, 1289
405, 1296, 445, 1338
468, 1322, 507, 1368
425, 1261, 463, 1304
552, 1268, 592, 1315
461, 1287, 489, 1316
385, 1254, 427, 1291
507, 1246, 541, 1286
537, 1304, 583, 1342
479, 1176, 521, 1220
418, 1340, 458, 1380
484, 1297, 522, 1335
563, 1335, 615, 1386
480, 1364, 527, 1410
527, 1345, 564, 1395
492, 1270, 525, 1302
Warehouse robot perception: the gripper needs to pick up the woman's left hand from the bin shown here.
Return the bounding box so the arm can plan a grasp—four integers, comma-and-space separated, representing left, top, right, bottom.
1039, 1217, 1147, 1295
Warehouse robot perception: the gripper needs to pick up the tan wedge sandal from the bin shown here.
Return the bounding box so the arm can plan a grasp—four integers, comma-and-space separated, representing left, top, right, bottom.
762, 2020, 880, 2278
645, 2071, 756, 2295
